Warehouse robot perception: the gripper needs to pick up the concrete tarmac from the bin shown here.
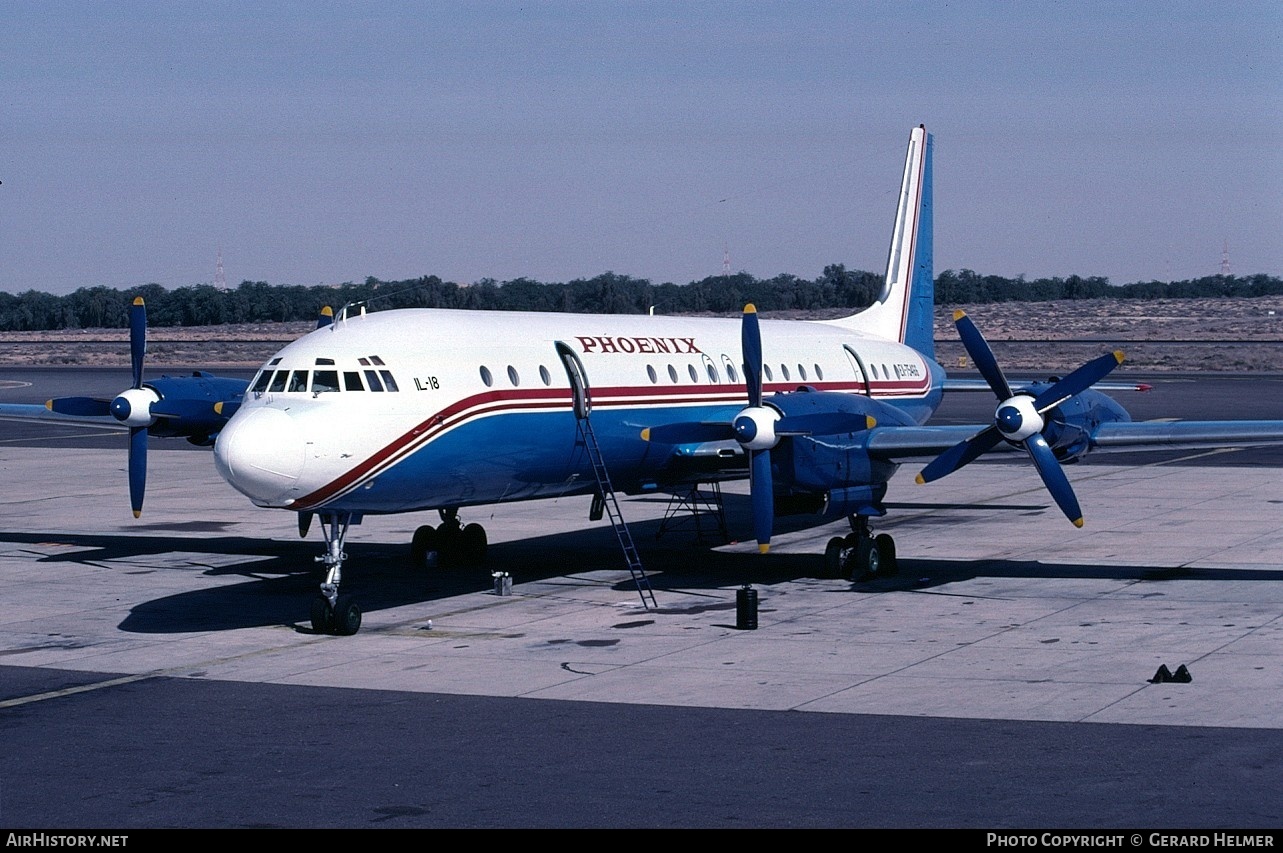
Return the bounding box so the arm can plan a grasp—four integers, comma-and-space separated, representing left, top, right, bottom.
0, 369, 1280, 829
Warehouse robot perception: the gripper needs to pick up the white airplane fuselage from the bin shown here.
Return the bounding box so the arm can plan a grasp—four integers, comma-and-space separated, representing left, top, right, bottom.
213, 306, 944, 516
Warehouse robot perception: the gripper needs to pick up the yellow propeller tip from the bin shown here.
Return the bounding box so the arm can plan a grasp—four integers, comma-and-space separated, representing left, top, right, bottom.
44, 400, 53, 411
132, 296, 145, 307
758, 543, 770, 554
914, 474, 926, 485
213, 402, 223, 415
132, 510, 142, 519
1113, 350, 1125, 364
1072, 517, 1084, 528
866, 416, 877, 429
952, 309, 967, 321
743, 303, 757, 314
320, 305, 334, 317
640, 428, 651, 441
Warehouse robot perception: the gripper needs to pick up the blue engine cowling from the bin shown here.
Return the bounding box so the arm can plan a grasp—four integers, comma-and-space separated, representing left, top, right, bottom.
1028, 384, 1132, 463
766, 388, 918, 520
145, 372, 247, 445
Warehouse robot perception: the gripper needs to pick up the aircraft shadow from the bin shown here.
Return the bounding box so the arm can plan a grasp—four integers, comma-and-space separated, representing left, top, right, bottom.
4, 503, 1281, 635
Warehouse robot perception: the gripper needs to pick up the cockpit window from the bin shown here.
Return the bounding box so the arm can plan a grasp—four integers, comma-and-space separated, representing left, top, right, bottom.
364, 370, 384, 392
313, 370, 340, 393
343, 371, 364, 391
251, 371, 272, 393
268, 371, 288, 393
288, 371, 309, 392
378, 370, 399, 392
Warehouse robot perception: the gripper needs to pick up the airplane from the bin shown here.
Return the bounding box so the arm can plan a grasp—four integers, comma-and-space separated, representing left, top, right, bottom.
7, 125, 1283, 637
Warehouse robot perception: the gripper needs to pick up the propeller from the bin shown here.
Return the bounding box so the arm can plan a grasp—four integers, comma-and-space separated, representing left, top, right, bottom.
916, 310, 1125, 527
47, 297, 156, 517
734, 304, 778, 553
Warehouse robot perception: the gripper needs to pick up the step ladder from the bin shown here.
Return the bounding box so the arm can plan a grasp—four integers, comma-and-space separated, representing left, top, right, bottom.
576, 416, 657, 610
657, 482, 729, 544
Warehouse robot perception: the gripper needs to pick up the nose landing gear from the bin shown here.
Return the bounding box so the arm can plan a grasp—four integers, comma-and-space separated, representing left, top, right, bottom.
309, 511, 362, 635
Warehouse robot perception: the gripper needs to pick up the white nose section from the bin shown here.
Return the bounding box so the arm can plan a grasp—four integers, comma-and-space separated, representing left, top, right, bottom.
214, 407, 306, 505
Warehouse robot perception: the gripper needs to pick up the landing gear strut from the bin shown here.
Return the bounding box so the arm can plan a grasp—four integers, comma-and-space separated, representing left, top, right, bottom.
310, 511, 362, 635
824, 515, 897, 581
410, 508, 488, 569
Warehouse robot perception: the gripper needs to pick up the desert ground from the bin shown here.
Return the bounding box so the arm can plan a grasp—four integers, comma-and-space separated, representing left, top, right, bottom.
0, 297, 1278, 371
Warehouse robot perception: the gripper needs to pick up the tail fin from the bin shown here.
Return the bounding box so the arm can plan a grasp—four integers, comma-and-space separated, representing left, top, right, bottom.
824, 125, 934, 359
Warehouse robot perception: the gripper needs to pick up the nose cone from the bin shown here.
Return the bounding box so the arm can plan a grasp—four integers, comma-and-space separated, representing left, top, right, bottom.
214, 407, 306, 505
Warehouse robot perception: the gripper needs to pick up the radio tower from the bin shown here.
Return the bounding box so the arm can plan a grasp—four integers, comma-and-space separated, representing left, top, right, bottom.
1220, 239, 1231, 277
215, 247, 227, 290
722, 244, 731, 277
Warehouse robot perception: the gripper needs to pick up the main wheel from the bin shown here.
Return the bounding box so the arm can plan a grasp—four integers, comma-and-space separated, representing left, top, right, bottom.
824, 537, 847, 578
309, 594, 334, 633
874, 533, 898, 577
332, 596, 362, 636
460, 523, 488, 566
410, 524, 438, 568
851, 537, 879, 580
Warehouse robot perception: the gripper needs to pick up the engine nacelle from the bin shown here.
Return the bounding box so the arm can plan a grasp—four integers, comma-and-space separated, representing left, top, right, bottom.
766, 389, 916, 502
1036, 386, 1132, 463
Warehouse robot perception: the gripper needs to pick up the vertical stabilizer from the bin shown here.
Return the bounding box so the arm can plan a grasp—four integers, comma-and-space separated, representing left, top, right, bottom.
823, 126, 934, 359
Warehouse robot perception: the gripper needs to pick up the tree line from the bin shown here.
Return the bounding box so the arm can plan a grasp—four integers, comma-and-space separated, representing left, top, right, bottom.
0, 267, 1278, 331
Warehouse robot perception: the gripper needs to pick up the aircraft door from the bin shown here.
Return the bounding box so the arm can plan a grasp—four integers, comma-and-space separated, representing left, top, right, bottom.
555, 342, 591, 419
843, 345, 872, 396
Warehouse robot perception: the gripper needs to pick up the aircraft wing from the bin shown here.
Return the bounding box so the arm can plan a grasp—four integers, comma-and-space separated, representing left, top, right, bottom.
943, 378, 1153, 393
864, 420, 1283, 462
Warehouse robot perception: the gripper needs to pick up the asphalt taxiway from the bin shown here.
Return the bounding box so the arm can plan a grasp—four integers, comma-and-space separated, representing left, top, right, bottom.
0, 369, 1280, 828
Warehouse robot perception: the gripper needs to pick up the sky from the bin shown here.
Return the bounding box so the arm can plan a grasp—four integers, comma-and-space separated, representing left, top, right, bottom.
2, 1, 1280, 296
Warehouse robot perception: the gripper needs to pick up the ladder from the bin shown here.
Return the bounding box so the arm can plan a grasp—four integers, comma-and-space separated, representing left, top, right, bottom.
576, 416, 657, 610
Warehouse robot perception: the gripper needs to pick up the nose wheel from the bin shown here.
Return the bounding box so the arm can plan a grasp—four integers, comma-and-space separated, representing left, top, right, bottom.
823, 516, 897, 581
308, 511, 364, 635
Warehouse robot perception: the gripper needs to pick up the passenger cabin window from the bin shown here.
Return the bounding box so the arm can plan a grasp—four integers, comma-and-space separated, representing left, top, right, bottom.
647, 365, 658, 384
687, 364, 698, 382
763, 364, 773, 382
539, 365, 552, 386
798, 364, 807, 381
507, 366, 520, 386
706, 363, 719, 383
479, 366, 493, 387
667, 365, 679, 383
780, 364, 791, 381
814, 364, 824, 380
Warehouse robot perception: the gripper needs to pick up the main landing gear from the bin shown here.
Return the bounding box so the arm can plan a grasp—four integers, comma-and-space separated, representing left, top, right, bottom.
309, 511, 363, 636
410, 508, 488, 569
824, 515, 897, 581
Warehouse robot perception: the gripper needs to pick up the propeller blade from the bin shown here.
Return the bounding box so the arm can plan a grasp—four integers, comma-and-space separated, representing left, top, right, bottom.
46, 397, 112, 417
641, 422, 736, 445
316, 306, 334, 329
129, 296, 147, 390
954, 310, 1012, 400
750, 448, 773, 553
1033, 350, 1125, 413
916, 426, 1004, 484
742, 303, 762, 408
1023, 433, 1083, 527
128, 426, 147, 518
